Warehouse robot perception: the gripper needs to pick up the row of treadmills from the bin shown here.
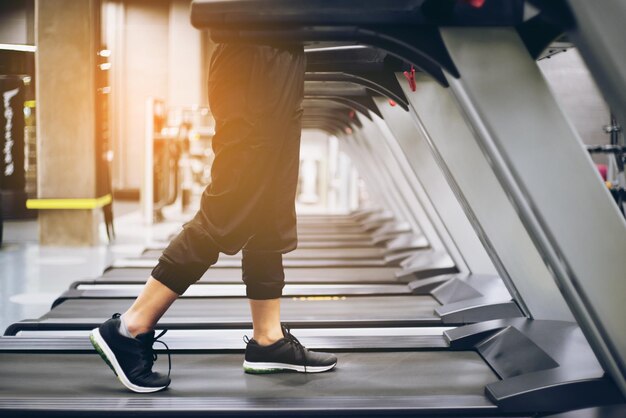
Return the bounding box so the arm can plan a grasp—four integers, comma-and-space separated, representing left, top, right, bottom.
2, 0, 626, 416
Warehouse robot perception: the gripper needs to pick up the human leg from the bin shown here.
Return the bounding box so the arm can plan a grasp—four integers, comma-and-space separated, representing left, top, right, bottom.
119, 216, 223, 335
88, 222, 221, 393
239, 144, 338, 375
242, 250, 286, 345
249, 299, 284, 346
242, 251, 337, 374
121, 277, 179, 337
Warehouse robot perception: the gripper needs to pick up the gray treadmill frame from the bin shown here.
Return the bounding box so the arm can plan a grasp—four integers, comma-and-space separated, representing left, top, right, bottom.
354, 114, 460, 267
438, 27, 626, 395
304, 98, 522, 323
341, 129, 459, 276
353, 121, 447, 255
397, 71, 573, 322
372, 96, 497, 276
340, 122, 422, 241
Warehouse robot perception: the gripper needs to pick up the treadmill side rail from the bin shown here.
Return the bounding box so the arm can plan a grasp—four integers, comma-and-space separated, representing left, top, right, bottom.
396, 249, 458, 281
445, 319, 624, 412
437, 298, 523, 324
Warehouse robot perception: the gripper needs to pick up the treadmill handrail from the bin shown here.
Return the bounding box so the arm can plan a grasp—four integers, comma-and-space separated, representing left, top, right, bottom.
190, 0, 525, 29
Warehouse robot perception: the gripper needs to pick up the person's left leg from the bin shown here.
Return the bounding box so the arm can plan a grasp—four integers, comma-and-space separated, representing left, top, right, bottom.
241, 250, 337, 374
242, 250, 286, 345
239, 49, 336, 372
249, 298, 283, 346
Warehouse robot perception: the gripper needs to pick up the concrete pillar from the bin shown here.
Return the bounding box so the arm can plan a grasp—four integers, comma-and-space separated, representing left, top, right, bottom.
35, 0, 100, 245
119, 0, 169, 190
169, 0, 204, 108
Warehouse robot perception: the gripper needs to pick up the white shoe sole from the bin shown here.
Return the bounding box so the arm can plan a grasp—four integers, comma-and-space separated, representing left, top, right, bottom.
89, 328, 168, 393
243, 360, 337, 374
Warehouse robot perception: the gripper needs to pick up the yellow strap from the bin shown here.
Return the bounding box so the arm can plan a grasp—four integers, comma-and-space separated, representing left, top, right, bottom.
24, 100, 36, 108
26, 194, 112, 210
292, 296, 347, 301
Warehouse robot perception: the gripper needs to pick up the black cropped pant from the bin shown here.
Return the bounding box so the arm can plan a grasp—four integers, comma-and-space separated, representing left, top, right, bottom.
152, 44, 305, 299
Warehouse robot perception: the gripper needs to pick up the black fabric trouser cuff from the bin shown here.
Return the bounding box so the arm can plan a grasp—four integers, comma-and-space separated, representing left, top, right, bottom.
245, 283, 285, 300
151, 260, 201, 296
242, 250, 285, 300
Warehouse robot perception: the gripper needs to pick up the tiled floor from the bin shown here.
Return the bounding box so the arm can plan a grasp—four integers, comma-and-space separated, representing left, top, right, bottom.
0, 202, 187, 334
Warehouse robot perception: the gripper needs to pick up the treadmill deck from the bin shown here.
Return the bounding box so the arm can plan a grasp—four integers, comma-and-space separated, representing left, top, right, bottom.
0, 351, 497, 414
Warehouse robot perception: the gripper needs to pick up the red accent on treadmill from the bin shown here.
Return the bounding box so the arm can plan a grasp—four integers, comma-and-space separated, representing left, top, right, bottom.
389, 99, 397, 107
463, 0, 486, 8
403, 66, 417, 92
596, 164, 608, 181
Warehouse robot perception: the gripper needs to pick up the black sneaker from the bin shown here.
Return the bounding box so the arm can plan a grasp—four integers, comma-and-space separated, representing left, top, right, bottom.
243, 325, 337, 374
89, 313, 171, 393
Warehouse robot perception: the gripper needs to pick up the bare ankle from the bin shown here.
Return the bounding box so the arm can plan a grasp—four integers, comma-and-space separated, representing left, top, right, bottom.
253, 328, 284, 346
254, 335, 283, 346
121, 312, 152, 337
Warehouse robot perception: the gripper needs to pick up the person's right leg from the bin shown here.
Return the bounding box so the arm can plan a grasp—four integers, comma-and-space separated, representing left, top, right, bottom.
89, 222, 221, 393
122, 277, 179, 337
237, 45, 336, 374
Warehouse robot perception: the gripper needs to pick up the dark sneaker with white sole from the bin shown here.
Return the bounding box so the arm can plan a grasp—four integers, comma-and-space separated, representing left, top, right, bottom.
89, 313, 171, 393
243, 325, 337, 374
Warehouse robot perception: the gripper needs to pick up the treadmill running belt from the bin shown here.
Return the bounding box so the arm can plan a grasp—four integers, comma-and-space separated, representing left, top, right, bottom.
0, 352, 497, 413
39, 296, 440, 326
101, 266, 401, 283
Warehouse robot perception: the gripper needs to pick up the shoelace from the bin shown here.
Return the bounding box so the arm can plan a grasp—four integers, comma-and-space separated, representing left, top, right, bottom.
281, 325, 308, 373
243, 325, 309, 373
112, 313, 171, 378
144, 329, 172, 379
